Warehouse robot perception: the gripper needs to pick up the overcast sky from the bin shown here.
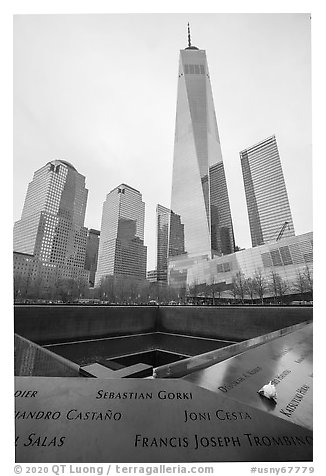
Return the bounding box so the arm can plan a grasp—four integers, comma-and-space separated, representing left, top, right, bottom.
13, 13, 312, 270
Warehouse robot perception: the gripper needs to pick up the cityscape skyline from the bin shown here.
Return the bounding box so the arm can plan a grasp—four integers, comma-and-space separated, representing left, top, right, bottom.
14, 14, 312, 270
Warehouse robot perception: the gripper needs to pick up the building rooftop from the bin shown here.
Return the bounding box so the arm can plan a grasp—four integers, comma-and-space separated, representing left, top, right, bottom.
114, 183, 140, 194
240, 135, 276, 155
89, 229, 100, 235
47, 159, 77, 172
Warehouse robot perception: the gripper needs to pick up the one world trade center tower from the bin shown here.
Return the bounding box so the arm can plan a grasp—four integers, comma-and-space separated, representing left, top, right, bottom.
169, 26, 235, 264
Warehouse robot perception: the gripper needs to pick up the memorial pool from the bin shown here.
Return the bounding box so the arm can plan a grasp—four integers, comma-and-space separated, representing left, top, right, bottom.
14, 305, 313, 462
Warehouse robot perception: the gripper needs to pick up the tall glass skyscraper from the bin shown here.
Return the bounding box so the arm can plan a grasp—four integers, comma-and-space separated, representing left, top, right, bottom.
156, 205, 170, 283
13, 159, 89, 282
240, 135, 295, 247
156, 204, 185, 282
169, 28, 235, 263
84, 228, 100, 287
95, 184, 147, 285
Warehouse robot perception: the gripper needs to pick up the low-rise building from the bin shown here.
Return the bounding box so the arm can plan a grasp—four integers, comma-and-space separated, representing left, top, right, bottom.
168, 232, 313, 300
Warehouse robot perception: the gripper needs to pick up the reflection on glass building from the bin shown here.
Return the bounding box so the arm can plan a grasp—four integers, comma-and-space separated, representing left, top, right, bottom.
13, 160, 90, 285
240, 135, 295, 247
84, 229, 100, 287
169, 29, 235, 273
95, 184, 147, 285
156, 204, 185, 282
169, 232, 313, 298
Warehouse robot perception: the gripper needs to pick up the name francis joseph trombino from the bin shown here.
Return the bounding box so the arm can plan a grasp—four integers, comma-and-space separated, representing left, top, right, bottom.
134, 433, 313, 450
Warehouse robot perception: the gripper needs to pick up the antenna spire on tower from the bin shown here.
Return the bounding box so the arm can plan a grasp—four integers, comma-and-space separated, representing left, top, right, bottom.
187, 22, 191, 48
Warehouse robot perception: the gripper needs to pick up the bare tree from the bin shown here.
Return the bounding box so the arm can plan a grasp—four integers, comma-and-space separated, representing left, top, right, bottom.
303, 265, 313, 298
292, 271, 307, 301
166, 285, 178, 303
155, 283, 170, 304
277, 276, 290, 303
189, 280, 201, 299
230, 275, 239, 302
27, 276, 45, 300
148, 281, 160, 302
210, 281, 225, 304
128, 277, 140, 304
201, 283, 211, 299
236, 272, 246, 303
231, 272, 246, 303
253, 269, 268, 304
178, 286, 187, 304
115, 276, 130, 303
269, 271, 289, 304
269, 271, 280, 302
138, 279, 150, 304
54, 278, 78, 302
76, 276, 89, 299
244, 277, 256, 304
99, 275, 115, 302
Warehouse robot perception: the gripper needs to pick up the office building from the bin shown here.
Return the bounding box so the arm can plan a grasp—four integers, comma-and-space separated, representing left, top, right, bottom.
95, 184, 147, 285
156, 205, 170, 282
84, 229, 100, 287
169, 26, 235, 266
240, 135, 295, 247
168, 231, 313, 300
156, 205, 185, 283
13, 160, 89, 287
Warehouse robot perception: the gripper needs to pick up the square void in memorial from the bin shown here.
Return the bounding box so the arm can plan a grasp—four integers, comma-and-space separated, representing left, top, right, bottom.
43, 332, 230, 368
108, 350, 188, 368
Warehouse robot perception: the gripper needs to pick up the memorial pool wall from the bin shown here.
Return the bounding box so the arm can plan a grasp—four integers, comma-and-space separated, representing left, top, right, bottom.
14, 305, 312, 345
